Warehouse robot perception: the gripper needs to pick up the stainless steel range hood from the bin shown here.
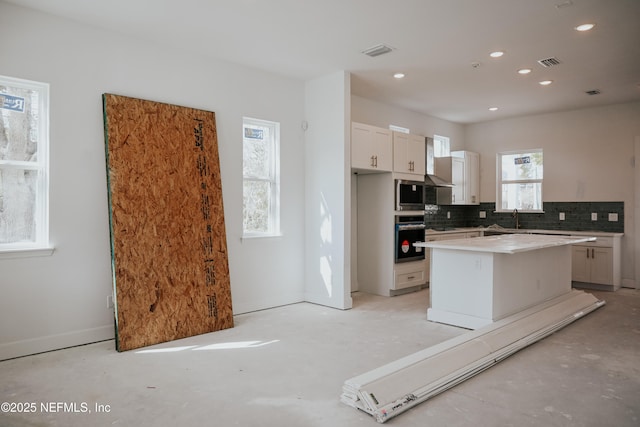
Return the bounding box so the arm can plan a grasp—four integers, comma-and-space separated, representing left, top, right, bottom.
425, 137, 453, 187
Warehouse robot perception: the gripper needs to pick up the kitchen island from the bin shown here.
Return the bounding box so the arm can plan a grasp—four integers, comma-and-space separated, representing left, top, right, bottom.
416, 234, 596, 329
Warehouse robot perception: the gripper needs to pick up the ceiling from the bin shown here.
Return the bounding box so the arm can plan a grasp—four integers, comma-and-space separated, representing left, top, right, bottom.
6, 0, 640, 124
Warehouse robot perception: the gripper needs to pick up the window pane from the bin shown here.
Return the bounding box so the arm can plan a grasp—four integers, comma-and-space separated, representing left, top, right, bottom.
0, 168, 37, 243
501, 182, 542, 211
243, 125, 271, 178
0, 85, 39, 162
434, 135, 450, 157
501, 152, 543, 181
243, 179, 271, 233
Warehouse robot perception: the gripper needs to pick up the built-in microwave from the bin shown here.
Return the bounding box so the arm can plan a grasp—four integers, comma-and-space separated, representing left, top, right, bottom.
395, 179, 425, 211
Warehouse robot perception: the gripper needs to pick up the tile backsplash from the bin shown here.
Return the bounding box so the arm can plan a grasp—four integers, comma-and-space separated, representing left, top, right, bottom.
424, 201, 624, 233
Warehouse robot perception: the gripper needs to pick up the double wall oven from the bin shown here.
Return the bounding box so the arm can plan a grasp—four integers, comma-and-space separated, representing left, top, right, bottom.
394, 179, 426, 264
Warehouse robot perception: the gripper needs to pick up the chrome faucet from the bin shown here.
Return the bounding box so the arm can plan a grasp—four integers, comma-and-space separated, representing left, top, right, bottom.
512, 208, 519, 229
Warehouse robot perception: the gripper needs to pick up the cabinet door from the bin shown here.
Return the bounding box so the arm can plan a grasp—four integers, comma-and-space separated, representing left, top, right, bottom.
407, 134, 425, 175
466, 152, 480, 204
392, 132, 410, 173
590, 247, 613, 285
351, 122, 392, 171
451, 157, 465, 204
393, 132, 425, 175
571, 246, 591, 282
372, 127, 393, 171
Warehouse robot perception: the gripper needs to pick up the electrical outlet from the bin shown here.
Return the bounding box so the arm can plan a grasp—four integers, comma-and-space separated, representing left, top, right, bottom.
107, 295, 114, 309
559, 212, 565, 221
591, 212, 598, 221
608, 213, 618, 222
479, 211, 486, 218
447, 211, 451, 219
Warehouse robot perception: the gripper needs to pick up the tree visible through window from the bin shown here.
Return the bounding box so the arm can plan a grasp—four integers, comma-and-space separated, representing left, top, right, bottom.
0, 76, 49, 248
497, 149, 543, 212
242, 117, 280, 237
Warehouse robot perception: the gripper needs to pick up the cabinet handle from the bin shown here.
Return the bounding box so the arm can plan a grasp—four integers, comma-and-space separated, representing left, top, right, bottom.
592, 248, 595, 258
370, 155, 375, 167
407, 275, 415, 280
374, 155, 378, 167
586, 248, 589, 259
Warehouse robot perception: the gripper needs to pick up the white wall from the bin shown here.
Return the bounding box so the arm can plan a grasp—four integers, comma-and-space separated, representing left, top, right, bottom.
0, 3, 306, 360
351, 95, 466, 147
464, 102, 640, 286
304, 72, 352, 310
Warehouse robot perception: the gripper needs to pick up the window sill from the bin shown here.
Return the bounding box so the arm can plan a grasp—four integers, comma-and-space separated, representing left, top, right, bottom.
494, 210, 545, 214
0, 246, 55, 260
241, 233, 283, 241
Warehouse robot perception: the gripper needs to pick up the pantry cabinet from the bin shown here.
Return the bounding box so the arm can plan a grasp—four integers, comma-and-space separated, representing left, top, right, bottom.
392, 132, 425, 176
351, 122, 393, 173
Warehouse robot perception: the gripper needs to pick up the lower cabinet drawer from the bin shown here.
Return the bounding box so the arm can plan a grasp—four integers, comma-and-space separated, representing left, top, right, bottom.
394, 269, 426, 290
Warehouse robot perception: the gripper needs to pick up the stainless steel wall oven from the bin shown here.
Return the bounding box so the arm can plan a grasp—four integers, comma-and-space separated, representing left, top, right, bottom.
394, 215, 426, 263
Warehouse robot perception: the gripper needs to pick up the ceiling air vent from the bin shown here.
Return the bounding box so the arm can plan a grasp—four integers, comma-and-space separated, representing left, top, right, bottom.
537, 57, 561, 67
362, 44, 394, 57
585, 89, 601, 95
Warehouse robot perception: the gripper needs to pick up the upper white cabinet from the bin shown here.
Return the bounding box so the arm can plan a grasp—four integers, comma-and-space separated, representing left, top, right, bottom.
436, 150, 480, 205
351, 122, 393, 173
393, 132, 425, 176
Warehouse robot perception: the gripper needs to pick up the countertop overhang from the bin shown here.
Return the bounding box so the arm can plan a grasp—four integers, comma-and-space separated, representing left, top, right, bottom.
416, 233, 596, 254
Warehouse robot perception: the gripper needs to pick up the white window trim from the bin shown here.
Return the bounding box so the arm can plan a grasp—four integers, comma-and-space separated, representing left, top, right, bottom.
496, 148, 544, 213
242, 117, 281, 239
0, 75, 53, 257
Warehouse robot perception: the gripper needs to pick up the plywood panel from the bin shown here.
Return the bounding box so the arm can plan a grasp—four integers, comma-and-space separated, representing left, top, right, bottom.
103, 94, 233, 351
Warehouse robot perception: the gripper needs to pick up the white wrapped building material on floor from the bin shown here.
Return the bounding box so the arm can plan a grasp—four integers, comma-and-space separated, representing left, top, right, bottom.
341, 290, 604, 423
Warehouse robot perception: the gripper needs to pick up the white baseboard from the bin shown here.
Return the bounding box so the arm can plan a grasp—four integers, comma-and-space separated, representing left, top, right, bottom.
0, 325, 114, 361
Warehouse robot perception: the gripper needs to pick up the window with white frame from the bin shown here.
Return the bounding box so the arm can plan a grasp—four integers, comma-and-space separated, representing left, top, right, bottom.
0, 75, 50, 250
433, 134, 450, 157
242, 117, 280, 237
497, 149, 543, 212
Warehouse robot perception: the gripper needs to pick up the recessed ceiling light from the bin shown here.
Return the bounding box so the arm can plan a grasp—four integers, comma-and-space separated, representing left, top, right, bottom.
393, 73, 405, 79
539, 80, 553, 85
518, 68, 532, 75
490, 51, 505, 58
489, 107, 498, 111
575, 23, 595, 32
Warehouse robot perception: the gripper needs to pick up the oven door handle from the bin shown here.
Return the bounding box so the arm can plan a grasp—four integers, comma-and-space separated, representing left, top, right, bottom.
397, 224, 426, 231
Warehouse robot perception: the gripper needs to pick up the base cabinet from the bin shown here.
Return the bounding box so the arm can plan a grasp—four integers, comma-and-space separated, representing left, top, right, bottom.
571, 235, 621, 290
571, 245, 613, 285
394, 261, 428, 290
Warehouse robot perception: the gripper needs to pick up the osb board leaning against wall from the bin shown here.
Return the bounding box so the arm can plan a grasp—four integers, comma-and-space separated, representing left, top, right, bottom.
103, 94, 233, 351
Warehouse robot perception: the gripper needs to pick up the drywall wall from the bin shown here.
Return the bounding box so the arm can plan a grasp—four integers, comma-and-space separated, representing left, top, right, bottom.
0, 3, 306, 359
304, 72, 352, 310
351, 95, 466, 147
464, 102, 640, 287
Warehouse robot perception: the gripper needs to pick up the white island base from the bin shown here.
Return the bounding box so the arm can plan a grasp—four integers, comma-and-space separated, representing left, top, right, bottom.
420, 234, 596, 329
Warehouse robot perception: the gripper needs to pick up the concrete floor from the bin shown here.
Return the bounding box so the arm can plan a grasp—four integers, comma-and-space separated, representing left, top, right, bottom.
1, 287, 639, 427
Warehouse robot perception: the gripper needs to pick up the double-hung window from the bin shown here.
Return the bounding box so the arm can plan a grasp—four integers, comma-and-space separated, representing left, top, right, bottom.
497, 149, 543, 212
0, 75, 50, 253
242, 117, 280, 237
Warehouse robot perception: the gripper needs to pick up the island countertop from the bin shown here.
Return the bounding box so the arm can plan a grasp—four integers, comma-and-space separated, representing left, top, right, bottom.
415, 233, 596, 255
